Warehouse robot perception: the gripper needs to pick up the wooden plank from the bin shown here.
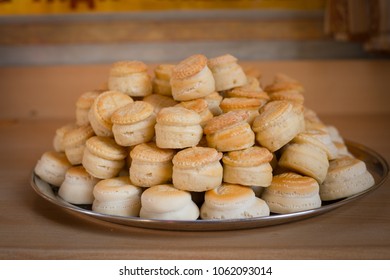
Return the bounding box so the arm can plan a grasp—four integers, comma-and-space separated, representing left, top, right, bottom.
0, 18, 325, 45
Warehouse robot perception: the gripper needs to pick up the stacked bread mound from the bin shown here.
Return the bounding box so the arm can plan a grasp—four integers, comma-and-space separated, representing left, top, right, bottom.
34, 54, 375, 221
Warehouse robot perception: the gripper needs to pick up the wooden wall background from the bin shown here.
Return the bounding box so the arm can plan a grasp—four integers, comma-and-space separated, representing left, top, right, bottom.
1, 0, 383, 66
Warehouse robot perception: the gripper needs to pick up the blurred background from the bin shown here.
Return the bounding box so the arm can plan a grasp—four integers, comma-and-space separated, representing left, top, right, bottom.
0, 0, 389, 66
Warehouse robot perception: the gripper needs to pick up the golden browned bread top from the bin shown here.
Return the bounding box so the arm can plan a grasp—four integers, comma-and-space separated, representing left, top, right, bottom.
252, 100, 291, 131
327, 156, 366, 175
171, 54, 208, 80
269, 172, 319, 195
154, 64, 175, 80
204, 183, 254, 206
220, 97, 266, 111
92, 90, 134, 125
269, 89, 304, 104
204, 110, 249, 134
175, 98, 209, 113
63, 124, 95, 146
76, 90, 102, 109
130, 142, 175, 163
109, 61, 148, 76
111, 101, 154, 124
156, 106, 201, 126
41, 151, 71, 165
93, 177, 141, 198
265, 73, 304, 93
172, 146, 222, 168
85, 136, 127, 160
207, 54, 238, 68
226, 87, 269, 99
222, 146, 273, 167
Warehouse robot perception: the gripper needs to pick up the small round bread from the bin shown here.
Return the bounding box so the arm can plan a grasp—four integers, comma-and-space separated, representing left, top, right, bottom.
278, 139, 329, 184
319, 156, 375, 201
53, 123, 78, 152
34, 151, 72, 187
261, 172, 322, 214
58, 166, 99, 204
82, 136, 127, 179
203, 91, 223, 116
204, 110, 255, 152
140, 184, 199, 220
170, 54, 215, 101
155, 106, 203, 149
63, 124, 95, 165
111, 101, 156, 146
75, 90, 101, 126
264, 73, 304, 94
200, 183, 270, 220
172, 147, 223, 192
108, 60, 152, 97
152, 64, 175, 96
225, 86, 269, 100
269, 89, 304, 105
252, 100, 305, 152
88, 90, 134, 137
296, 129, 339, 160
219, 97, 267, 125
130, 142, 175, 187
207, 54, 247, 91
92, 176, 142, 217
143, 94, 178, 114
175, 98, 213, 127
222, 146, 273, 187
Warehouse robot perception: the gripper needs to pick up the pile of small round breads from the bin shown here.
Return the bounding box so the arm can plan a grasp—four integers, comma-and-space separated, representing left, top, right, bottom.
34, 54, 375, 221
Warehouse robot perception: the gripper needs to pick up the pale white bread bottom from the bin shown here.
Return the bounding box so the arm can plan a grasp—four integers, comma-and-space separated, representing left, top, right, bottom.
223, 163, 272, 187
172, 161, 223, 192
130, 160, 173, 188
112, 115, 156, 147
140, 201, 200, 220
261, 192, 322, 214
155, 123, 203, 149
212, 63, 247, 92
58, 170, 99, 204
200, 197, 270, 220
254, 105, 305, 152
92, 198, 141, 217
278, 143, 329, 184
108, 74, 152, 97
171, 66, 215, 101
82, 149, 125, 179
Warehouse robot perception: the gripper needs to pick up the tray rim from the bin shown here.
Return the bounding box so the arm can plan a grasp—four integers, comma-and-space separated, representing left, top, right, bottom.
30, 140, 389, 231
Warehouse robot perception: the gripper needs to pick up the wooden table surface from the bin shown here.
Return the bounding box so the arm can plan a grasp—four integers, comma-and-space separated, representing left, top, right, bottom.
0, 60, 389, 260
